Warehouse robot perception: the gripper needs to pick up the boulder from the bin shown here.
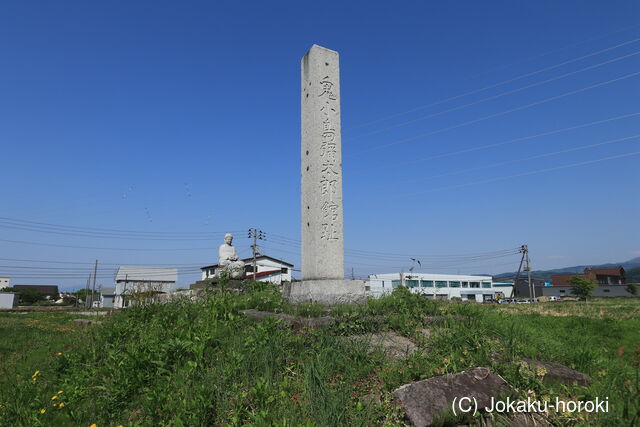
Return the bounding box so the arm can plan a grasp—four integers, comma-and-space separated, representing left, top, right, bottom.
72, 319, 102, 326
423, 315, 469, 325
522, 358, 590, 386
344, 331, 418, 360
393, 367, 512, 427
240, 309, 335, 329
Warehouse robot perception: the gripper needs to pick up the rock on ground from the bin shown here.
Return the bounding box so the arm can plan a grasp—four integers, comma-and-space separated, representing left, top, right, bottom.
522, 358, 591, 386
344, 331, 418, 360
393, 367, 512, 427
72, 319, 102, 326
423, 315, 469, 325
240, 309, 335, 329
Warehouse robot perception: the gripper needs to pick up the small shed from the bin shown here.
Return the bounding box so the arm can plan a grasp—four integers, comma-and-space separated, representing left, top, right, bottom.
0, 292, 18, 309
101, 287, 116, 308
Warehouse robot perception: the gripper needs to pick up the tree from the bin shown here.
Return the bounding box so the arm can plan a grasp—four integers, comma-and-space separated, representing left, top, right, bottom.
625, 282, 638, 296
19, 289, 45, 304
74, 288, 100, 300
570, 275, 597, 301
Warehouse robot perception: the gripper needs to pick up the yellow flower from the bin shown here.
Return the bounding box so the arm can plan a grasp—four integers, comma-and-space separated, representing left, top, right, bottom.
32, 370, 40, 378
58, 402, 65, 409
51, 395, 58, 400
90, 424, 97, 427
56, 352, 62, 356
57, 390, 64, 394
40, 409, 46, 414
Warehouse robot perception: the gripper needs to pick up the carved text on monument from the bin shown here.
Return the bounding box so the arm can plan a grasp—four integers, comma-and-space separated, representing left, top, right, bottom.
318, 74, 340, 242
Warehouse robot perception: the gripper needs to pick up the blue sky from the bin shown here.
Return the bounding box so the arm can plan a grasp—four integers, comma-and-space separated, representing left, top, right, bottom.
1, 1, 639, 290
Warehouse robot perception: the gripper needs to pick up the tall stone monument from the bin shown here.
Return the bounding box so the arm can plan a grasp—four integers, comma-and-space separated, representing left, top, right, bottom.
286, 44, 368, 304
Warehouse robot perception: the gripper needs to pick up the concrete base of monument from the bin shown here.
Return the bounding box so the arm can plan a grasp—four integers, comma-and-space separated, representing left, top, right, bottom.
284, 280, 370, 305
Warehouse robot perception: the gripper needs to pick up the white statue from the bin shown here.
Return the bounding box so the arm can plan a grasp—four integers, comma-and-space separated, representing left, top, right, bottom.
217, 233, 246, 279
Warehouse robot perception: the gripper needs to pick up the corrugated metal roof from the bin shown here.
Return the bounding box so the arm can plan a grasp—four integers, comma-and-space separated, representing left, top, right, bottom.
101, 287, 116, 295
115, 266, 178, 282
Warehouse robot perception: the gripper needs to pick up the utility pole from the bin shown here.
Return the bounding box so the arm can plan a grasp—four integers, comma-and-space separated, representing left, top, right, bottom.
513, 245, 525, 297
90, 260, 98, 309
351, 267, 355, 280
513, 245, 533, 299
123, 274, 128, 308
85, 275, 91, 309
248, 229, 266, 280
524, 246, 534, 299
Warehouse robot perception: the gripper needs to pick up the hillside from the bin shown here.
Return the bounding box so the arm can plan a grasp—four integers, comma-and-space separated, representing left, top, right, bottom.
494, 257, 640, 281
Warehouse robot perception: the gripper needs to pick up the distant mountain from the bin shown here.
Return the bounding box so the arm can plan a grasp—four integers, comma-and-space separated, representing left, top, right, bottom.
493, 257, 640, 281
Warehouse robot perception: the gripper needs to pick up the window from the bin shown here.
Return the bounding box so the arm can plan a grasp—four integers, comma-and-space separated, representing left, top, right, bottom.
449, 281, 461, 288
421, 280, 434, 287
281, 267, 288, 274
391, 280, 401, 288
470, 282, 480, 288
604, 289, 610, 293
436, 281, 447, 288
482, 282, 491, 288
406, 280, 419, 288
461, 282, 469, 288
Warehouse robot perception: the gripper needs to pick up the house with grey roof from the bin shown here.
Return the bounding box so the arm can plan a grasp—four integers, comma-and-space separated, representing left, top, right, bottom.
114, 266, 178, 308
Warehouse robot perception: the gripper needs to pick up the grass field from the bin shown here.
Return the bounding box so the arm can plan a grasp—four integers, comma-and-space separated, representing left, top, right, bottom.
0, 286, 638, 426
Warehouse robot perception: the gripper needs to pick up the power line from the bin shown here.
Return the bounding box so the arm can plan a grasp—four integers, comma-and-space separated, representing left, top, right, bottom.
347, 36, 640, 132
0, 223, 238, 241
348, 49, 640, 141
0, 216, 240, 236
353, 111, 640, 170
396, 134, 640, 186
0, 238, 216, 251
353, 70, 640, 155
0, 257, 207, 266
399, 150, 640, 198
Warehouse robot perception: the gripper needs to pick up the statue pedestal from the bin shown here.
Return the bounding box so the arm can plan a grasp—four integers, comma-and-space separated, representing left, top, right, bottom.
284, 280, 369, 305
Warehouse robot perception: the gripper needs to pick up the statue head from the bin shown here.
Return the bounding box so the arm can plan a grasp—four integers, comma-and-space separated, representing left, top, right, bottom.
224, 233, 233, 245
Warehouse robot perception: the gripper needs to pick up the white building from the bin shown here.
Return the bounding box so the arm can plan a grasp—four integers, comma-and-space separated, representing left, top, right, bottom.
114, 266, 178, 308
0, 277, 10, 289
201, 255, 293, 285
368, 273, 511, 302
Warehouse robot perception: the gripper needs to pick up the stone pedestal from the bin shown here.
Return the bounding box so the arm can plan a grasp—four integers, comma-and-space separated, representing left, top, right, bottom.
285, 280, 369, 305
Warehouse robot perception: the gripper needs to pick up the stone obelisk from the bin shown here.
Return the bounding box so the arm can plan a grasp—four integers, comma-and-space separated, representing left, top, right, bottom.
301, 44, 344, 280
286, 44, 367, 304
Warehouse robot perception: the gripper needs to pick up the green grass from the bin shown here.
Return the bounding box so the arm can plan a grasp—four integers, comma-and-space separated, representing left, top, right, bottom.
0, 287, 638, 426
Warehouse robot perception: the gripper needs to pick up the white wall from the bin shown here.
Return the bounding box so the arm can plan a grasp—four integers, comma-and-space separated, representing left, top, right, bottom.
0, 293, 17, 309
113, 281, 175, 308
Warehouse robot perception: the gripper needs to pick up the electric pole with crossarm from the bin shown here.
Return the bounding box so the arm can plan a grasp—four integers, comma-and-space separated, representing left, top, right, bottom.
247, 229, 266, 280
